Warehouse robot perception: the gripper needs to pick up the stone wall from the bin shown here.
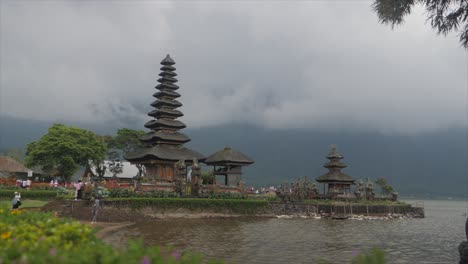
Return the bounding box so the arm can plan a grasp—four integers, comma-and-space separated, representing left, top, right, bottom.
43, 200, 425, 222
269, 202, 423, 217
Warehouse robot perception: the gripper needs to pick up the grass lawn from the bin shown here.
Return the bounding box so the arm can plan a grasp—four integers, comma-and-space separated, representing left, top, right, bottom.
0, 199, 49, 208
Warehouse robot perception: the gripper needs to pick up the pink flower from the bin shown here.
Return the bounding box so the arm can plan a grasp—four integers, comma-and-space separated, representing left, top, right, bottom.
141, 256, 151, 264
49, 248, 57, 257
171, 251, 181, 260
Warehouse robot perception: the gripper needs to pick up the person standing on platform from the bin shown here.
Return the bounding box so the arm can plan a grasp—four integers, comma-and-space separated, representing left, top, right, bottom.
75, 180, 83, 200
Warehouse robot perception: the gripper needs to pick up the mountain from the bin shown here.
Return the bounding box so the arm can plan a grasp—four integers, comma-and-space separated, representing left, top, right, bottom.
1, 115, 467, 198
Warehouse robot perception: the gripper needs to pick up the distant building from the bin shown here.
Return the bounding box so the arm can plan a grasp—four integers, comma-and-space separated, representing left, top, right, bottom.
0, 156, 31, 178
89, 161, 139, 179
316, 145, 355, 196
205, 147, 254, 188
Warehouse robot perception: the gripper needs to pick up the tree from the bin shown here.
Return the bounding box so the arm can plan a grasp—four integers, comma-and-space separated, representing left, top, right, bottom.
110, 128, 145, 153
108, 159, 124, 178
110, 128, 146, 183
25, 124, 107, 182
375, 177, 395, 196
89, 135, 117, 178
373, 0, 468, 48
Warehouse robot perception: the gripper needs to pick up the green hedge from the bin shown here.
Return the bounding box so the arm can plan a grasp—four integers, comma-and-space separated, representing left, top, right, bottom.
0, 190, 58, 199
105, 198, 270, 214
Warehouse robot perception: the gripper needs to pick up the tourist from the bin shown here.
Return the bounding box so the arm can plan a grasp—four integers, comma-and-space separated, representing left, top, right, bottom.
75, 180, 83, 200
91, 198, 101, 224
12, 192, 21, 209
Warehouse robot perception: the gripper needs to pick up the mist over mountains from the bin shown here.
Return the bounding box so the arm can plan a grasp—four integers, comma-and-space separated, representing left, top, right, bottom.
1, 115, 467, 198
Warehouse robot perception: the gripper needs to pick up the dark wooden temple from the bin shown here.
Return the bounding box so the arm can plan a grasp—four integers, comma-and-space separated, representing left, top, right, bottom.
316, 145, 355, 197
125, 55, 204, 184
205, 147, 254, 188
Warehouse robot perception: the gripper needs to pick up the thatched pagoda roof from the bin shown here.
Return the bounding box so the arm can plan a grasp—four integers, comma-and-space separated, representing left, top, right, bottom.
140, 131, 190, 144
205, 147, 254, 166
316, 145, 354, 184
161, 54, 175, 65
316, 172, 355, 183
151, 99, 182, 108
148, 108, 183, 118
153, 90, 181, 99
124, 146, 204, 163
144, 119, 186, 130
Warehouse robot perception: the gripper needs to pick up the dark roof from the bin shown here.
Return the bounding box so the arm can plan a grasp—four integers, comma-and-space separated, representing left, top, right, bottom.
323, 160, 347, 168
153, 90, 181, 99
159, 71, 177, 77
148, 108, 183, 118
205, 147, 254, 165
316, 172, 355, 183
144, 119, 186, 130
140, 131, 190, 144
157, 77, 178, 83
156, 83, 179, 90
160, 65, 176, 72
0, 156, 29, 173
125, 145, 204, 162
161, 54, 175, 65
151, 99, 182, 108
327, 145, 344, 159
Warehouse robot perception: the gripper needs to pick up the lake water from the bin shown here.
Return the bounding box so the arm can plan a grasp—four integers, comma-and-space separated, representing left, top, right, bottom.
124, 200, 468, 263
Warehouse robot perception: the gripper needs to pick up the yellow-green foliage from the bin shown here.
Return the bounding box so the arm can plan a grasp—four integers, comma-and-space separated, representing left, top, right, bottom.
0, 206, 223, 264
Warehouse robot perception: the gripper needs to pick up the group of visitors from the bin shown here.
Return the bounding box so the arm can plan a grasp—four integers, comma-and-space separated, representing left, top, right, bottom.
16, 179, 31, 189
248, 185, 277, 194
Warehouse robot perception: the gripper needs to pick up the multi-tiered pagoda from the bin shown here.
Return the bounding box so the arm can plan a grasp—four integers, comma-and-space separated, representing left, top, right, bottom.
316, 145, 355, 196
125, 55, 204, 183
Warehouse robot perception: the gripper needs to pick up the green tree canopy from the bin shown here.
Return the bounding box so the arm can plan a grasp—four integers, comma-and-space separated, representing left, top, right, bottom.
25, 124, 107, 181
110, 128, 145, 153
375, 177, 395, 196
373, 0, 468, 48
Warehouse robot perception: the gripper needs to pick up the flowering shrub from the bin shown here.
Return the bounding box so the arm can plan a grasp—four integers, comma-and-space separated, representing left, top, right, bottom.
108, 189, 178, 198
0, 207, 223, 263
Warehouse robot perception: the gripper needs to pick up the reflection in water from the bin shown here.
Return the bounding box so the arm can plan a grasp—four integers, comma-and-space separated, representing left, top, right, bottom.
125, 200, 468, 263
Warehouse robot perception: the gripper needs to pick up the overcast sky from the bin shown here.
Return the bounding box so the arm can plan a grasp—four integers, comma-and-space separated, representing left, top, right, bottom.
1, 1, 466, 134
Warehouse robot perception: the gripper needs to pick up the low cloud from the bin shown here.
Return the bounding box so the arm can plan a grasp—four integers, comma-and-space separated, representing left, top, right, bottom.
1, 1, 466, 134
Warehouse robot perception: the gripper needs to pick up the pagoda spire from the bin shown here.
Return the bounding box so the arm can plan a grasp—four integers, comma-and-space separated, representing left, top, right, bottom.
140, 54, 191, 146
316, 145, 355, 195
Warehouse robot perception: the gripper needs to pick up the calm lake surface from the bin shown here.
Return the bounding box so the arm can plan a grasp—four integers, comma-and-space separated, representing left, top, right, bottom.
125, 200, 468, 263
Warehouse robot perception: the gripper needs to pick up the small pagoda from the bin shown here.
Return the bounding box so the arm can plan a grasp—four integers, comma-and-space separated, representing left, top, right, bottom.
125, 55, 204, 184
205, 147, 254, 189
316, 145, 355, 197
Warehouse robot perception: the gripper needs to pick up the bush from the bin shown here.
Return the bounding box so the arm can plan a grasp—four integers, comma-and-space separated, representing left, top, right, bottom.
0, 206, 223, 263
108, 189, 178, 199
0, 190, 58, 200
106, 198, 270, 214
208, 192, 247, 200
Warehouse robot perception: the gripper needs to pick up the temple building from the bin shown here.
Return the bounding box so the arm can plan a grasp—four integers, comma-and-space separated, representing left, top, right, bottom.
205, 147, 254, 188
316, 145, 355, 197
125, 55, 204, 183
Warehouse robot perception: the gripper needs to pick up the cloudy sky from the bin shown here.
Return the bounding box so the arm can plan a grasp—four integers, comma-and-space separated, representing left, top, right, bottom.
1, 0, 466, 134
